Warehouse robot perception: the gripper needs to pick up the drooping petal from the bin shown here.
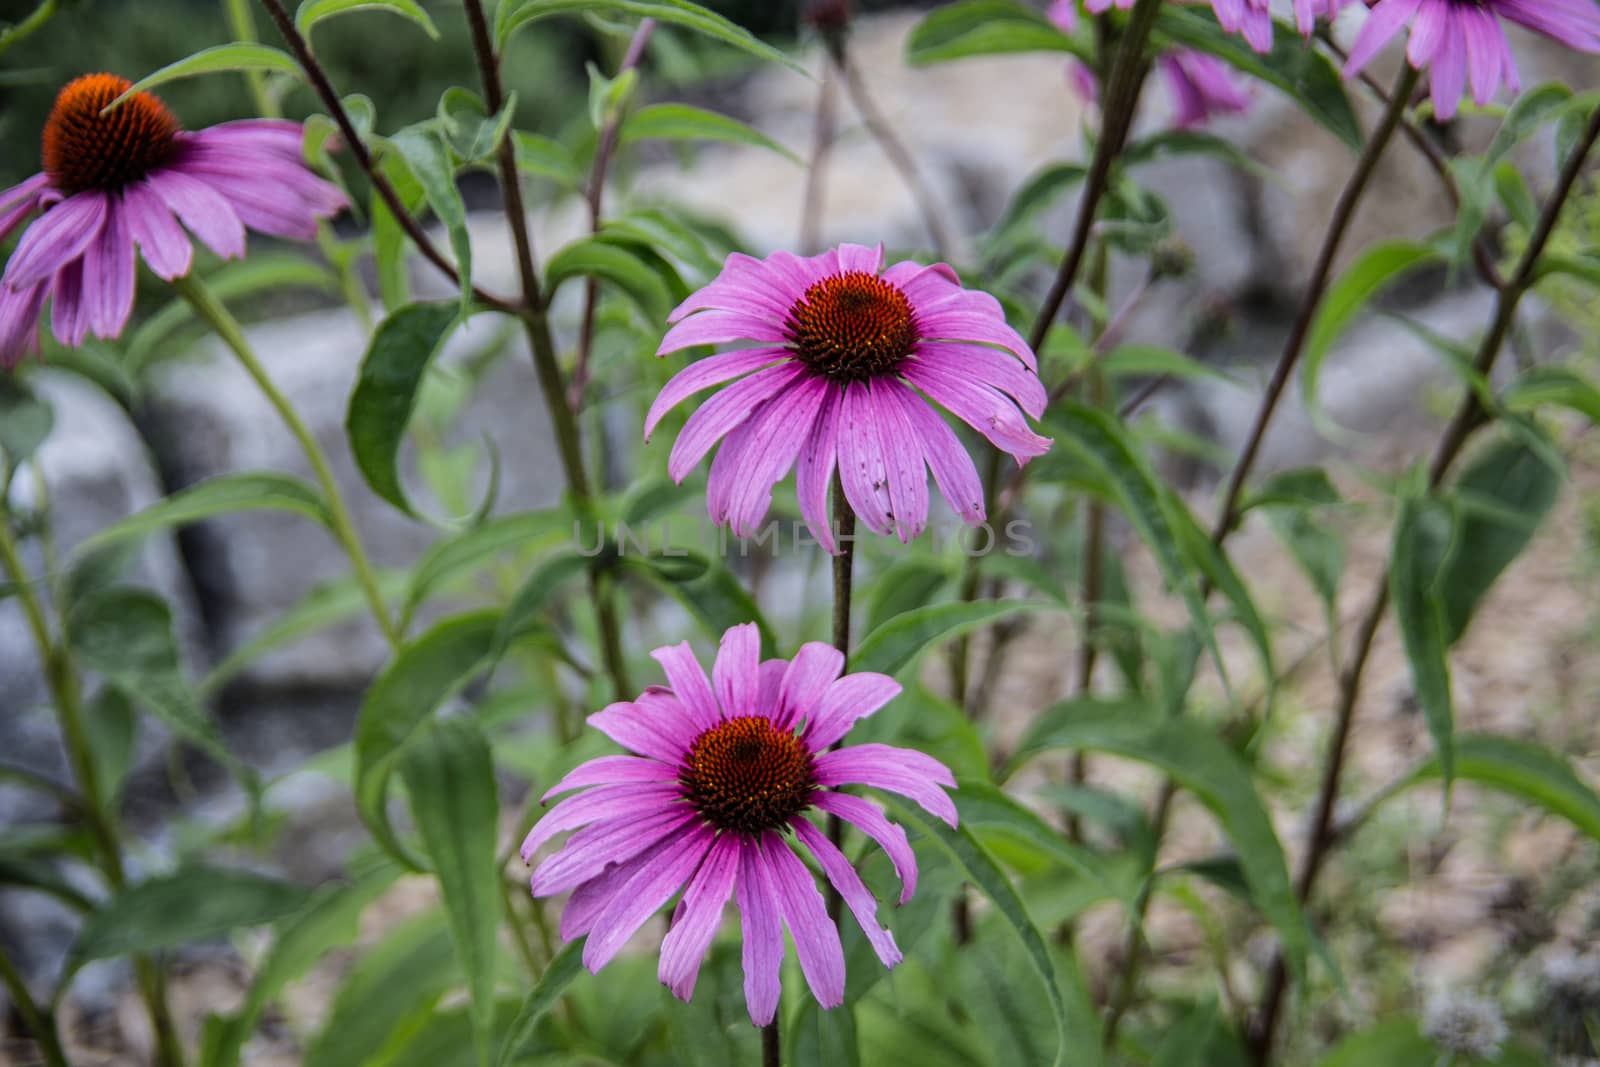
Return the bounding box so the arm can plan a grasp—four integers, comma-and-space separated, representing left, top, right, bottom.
82, 196, 136, 340
884, 379, 986, 525
835, 380, 894, 535
811, 791, 919, 905
1344, 0, 1424, 77
658, 833, 741, 1000
870, 379, 931, 543
804, 672, 902, 751
761, 830, 845, 1009
815, 744, 959, 827
520, 782, 684, 860
584, 825, 715, 972
4, 191, 107, 288
49, 259, 90, 348
147, 169, 247, 260
0, 283, 48, 369
560, 834, 679, 941
723, 375, 828, 537
123, 180, 194, 281
667, 363, 806, 483
531, 808, 698, 896
794, 385, 842, 553
902, 360, 1052, 462
736, 834, 785, 1026
645, 348, 790, 439
792, 819, 901, 968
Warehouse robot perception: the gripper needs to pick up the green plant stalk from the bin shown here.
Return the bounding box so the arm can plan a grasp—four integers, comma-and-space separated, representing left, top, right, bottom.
0, 0, 58, 57
0, 521, 187, 1067
0, 933, 69, 1066
459, 0, 633, 700
223, 0, 277, 118
1248, 96, 1600, 1067
1093, 62, 1425, 1055
173, 274, 400, 648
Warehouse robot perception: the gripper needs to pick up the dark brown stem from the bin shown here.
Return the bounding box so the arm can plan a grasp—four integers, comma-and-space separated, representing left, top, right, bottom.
798, 62, 839, 254
825, 473, 857, 922
461, 0, 633, 698
0, 945, 68, 1067
1210, 64, 1421, 543
762, 1018, 781, 1067
570, 19, 658, 410
1247, 96, 1600, 1067
831, 48, 953, 257
255, 0, 521, 317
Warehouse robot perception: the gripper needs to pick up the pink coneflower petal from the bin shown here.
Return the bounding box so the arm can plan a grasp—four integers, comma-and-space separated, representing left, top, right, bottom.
50, 260, 88, 349
4, 191, 108, 288
900, 360, 1052, 460
583, 825, 715, 971
736, 837, 785, 1026
523, 626, 956, 1024
792, 819, 901, 968
775, 642, 845, 732
649, 245, 1048, 550
659, 834, 741, 999
83, 201, 136, 339
121, 182, 193, 281
886, 380, 986, 525
0, 283, 48, 368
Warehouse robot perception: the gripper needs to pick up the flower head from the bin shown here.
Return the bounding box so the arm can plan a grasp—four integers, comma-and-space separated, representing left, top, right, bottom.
648, 244, 1049, 552
1344, 0, 1600, 121
522, 623, 958, 1025
0, 74, 347, 368
1421, 990, 1508, 1059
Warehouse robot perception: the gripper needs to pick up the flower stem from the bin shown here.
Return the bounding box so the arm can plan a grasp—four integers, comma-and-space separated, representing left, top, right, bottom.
762, 1018, 781, 1067
824, 473, 857, 922
1210, 63, 1420, 542
798, 62, 839, 255
173, 274, 400, 649
0, 521, 187, 1067
460, 0, 633, 700
569, 18, 658, 410
0, 0, 58, 58
1247, 97, 1600, 1067
0, 906, 69, 1067
255, 0, 522, 317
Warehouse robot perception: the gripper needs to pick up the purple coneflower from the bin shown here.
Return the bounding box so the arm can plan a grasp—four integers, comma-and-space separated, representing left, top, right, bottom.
1074, 0, 1276, 52
0, 74, 346, 367
647, 244, 1049, 552
1344, 0, 1600, 121
522, 623, 957, 1024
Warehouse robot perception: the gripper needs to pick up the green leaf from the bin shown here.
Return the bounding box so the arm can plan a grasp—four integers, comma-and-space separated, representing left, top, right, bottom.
1315, 1019, 1436, 1067
1152, 1002, 1247, 1067
1438, 435, 1562, 643
1503, 365, 1600, 423
954, 781, 1124, 896
864, 559, 951, 636
495, 940, 585, 1067
544, 237, 673, 323
1100, 344, 1236, 384
1406, 733, 1600, 841
1302, 242, 1443, 429
1006, 702, 1309, 981
892, 805, 1072, 1067
346, 302, 464, 519
354, 611, 499, 867
906, 1, 1086, 66
202, 571, 408, 693
623, 552, 777, 655
789, 995, 860, 1067
203, 856, 401, 1067
494, 550, 593, 660
74, 473, 332, 561
1153, 6, 1361, 150
111, 44, 301, 107
67, 588, 246, 784
987, 162, 1088, 247
0, 376, 53, 468
512, 132, 583, 191
438, 87, 517, 164
1389, 496, 1458, 786
373, 156, 426, 311
295, 0, 439, 38
305, 914, 459, 1067
497, 0, 804, 75
71, 867, 309, 968
1122, 129, 1274, 180
387, 127, 473, 311
401, 719, 499, 1067
620, 103, 799, 162
851, 598, 1050, 678
83, 687, 137, 808
401, 507, 567, 629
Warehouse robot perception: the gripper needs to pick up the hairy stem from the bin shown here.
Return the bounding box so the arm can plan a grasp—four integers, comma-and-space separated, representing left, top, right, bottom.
1248, 98, 1600, 1066
461, 0, 632, 698
255, 0, 521, 316
570, 18, 658, 409
175, 274, 399, 648
1210, 64, 1421, 542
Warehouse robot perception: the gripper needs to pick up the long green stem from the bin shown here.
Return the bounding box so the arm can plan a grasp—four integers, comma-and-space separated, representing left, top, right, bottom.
0, 922, 69, 1066
0, 522, 187, 1067
173, 274, 400, 648
460, 0, 633, 700
0, 0, 58, 57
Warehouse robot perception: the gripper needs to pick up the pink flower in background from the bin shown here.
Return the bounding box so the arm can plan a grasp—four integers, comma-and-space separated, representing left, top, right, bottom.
0, 74, 346, 368
1343, 0, 1600, 120
648, 244, 1048, 552
1067, 0, 1276, 52
522, 623, 958, 1025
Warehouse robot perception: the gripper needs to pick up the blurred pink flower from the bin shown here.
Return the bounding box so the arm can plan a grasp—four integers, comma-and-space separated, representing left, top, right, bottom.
648, 244, 1048, 552
1344, 0, 1600, 120
1069, 0, 1276, 52
0, 74, 346, 368
522, 623, 958, 1025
